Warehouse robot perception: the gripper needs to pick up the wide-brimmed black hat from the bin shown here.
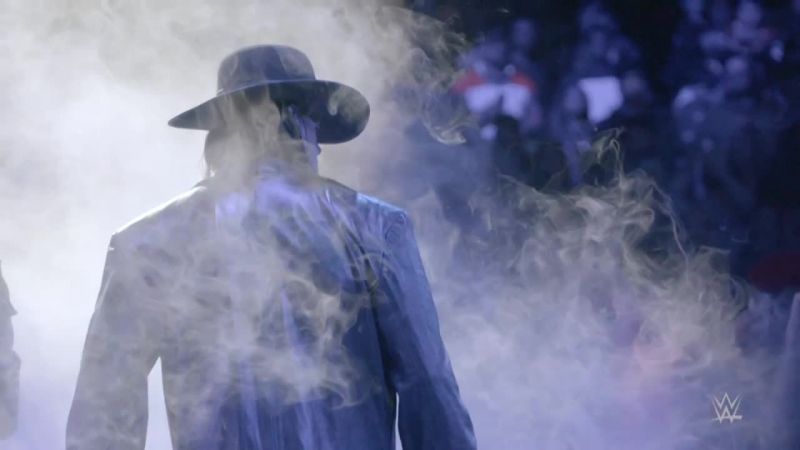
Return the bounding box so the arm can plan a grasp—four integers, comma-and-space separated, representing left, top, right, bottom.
168, 45, 370, 144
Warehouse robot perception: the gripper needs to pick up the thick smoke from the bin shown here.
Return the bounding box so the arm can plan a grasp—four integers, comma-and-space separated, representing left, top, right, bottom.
0, 0, 791, 449
409, 164, 754, 449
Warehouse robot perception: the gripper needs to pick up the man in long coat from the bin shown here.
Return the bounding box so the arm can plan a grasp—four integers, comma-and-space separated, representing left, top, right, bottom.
66, 45, 476, 450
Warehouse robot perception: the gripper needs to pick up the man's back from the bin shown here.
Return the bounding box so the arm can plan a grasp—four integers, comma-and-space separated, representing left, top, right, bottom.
67, 167, 476, 450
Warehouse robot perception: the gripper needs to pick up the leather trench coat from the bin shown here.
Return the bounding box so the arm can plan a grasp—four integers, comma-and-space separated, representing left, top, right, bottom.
66, 166, 476, 450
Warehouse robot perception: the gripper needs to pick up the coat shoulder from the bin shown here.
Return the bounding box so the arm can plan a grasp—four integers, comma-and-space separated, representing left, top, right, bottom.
318, 176, 409, 228
355, 192, 407, 220
111, 185, 212, 248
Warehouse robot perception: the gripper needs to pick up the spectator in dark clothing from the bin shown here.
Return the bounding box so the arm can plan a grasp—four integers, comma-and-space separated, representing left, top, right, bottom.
672, 54, 784, 267
578, 2, 619, 35
570, 23, 643, 79
746, 121, 800, 274
600, 71, 668, 183
730, 1, 775, 57
527, 142, 570, 192
508, 18, 538, 75
508, 18, 546, 94
665, 0, 713, 92
453, 28, 542, 141
507, 18, 547, 135
491, 114, 534, 184
783, 0, 800, 66
709, 0, 735, 30
773, 0, 800, 120
698, 0, 736, 74
759, 122, 800, 213
571, 3, 642, 79
701, 56, 763, 220
549, 84, 595, 186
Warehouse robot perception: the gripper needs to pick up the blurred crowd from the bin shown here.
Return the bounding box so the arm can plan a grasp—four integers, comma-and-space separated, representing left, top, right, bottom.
385, 3, 800, 443
406, 0, 800, 289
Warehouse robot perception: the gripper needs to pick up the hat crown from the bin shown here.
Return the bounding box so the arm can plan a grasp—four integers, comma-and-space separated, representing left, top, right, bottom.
170, 44, 370, 144
217, 45, 317, 95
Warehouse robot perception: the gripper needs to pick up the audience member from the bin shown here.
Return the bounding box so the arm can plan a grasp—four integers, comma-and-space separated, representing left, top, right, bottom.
730, 1, 774, 56
570, 22, 642, 79
665, 0, 713, 92
453, 28, 542, 140
599, 71, 668, 182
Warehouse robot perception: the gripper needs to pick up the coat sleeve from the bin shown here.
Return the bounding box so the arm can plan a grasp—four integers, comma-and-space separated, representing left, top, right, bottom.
0, 263, 19, 439
374, 212, 476, 450
66, 235, 161, 450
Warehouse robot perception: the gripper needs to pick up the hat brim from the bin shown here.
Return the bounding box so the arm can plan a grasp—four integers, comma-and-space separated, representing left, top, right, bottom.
168, 80, 370, 144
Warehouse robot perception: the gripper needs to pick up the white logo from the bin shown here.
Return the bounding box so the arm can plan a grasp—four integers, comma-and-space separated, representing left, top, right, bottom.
712, 393, 743, 423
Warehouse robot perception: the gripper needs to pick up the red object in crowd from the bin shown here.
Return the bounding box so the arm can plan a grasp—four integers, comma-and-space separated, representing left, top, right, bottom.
748, 251, 800, 292
452, 69, 537, 94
